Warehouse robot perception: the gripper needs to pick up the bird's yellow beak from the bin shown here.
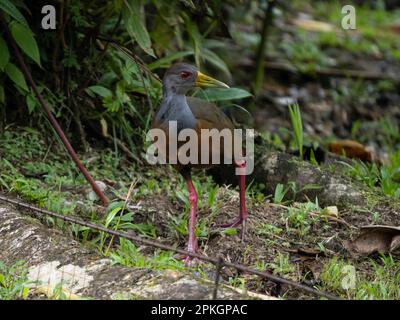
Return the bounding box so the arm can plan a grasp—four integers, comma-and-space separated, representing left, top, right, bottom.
196, 71, 229, 88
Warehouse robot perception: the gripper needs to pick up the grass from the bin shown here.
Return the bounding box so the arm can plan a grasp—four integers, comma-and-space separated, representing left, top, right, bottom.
341, 150, 400, 199
267, 253, 295, 277
0, 260, 31, 300
283, 200, 321, 238
288, 103, 304, 159
110, 238, 185, 270
320, 255, 400, 299
295, 1, 400, 60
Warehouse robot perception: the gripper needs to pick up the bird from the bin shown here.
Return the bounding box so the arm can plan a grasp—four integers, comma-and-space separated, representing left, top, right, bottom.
151, 63, 248, 263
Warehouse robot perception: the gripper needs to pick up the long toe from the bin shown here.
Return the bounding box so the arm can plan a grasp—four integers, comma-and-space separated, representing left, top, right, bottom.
183, 256, 200, 267
215, 217, 243, 228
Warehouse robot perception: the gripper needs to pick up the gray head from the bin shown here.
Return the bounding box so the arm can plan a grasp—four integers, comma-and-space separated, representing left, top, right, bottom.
163, 63, 229, 96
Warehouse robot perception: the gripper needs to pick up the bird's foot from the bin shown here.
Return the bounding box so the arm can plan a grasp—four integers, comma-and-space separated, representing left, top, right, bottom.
215, 217, 243, 228
180, 240, 199, 266
183, 255, 199, 267
216, 217, 247, 241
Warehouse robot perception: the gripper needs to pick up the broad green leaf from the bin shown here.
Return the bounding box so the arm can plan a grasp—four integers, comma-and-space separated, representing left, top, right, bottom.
0, 0, 28, 26
0, 36, 10, 70
26, 92, 38, 113
185, 16, 202, 67
10, 21, 41, 66
5, 63, 28, 91
86, 85, 112, 98
148, 51, 194, 70
195, 87, 252, 101
202, 48, 231, 77
223, 103, 252, 118
122, 1, 155, 57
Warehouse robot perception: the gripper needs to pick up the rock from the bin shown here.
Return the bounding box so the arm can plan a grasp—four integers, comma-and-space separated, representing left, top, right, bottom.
86, 180, 107, 201
0, 205, 275, 300
210, 150, 366, 208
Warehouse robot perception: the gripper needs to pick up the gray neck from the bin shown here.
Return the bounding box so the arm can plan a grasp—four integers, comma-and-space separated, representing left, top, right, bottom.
156, 89, 196, 131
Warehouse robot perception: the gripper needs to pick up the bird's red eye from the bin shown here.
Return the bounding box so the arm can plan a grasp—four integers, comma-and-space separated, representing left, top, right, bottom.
180, 71, 191, 79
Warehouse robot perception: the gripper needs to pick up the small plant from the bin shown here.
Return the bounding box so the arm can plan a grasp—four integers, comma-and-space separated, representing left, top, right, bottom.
320, 255, 400, 300
283, 199, 321, 237
110, 238, 184, 270
267, 253, 295, 276
319, 257, 354, 297
228, 275, 246, 289
257, 223, 283, 237
0, 260, 31, 300
254, 260, 268, 271
273, 183, 288, 204
341, 150, 400, 199
288, 103, 304, 159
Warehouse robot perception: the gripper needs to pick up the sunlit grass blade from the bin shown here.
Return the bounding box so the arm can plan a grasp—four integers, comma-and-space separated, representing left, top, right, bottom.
288, 103, 303, 159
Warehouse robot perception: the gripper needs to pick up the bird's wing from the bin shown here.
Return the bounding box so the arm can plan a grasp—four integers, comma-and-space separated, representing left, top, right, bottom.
187, 97, 243, 164
187, 97, 235, 131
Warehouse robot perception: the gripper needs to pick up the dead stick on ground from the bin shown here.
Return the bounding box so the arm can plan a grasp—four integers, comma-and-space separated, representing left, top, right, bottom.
0, 14, 109, 207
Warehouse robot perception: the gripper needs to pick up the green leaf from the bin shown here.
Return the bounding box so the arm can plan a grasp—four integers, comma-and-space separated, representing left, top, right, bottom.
148, 51, 194, 70
10, 22, 41, 66
288, 103, 303, 159
0, 85, 4, 103
122, 1, 155, 58
223, 104, 252, 118
185, 16, 202, 67
85, 85, 112, 98
5, 63, 28, 91
223, 228, 238, 236
0, 36, 10, 70
105, 206, 123, 228
0, 0, 28, 26
201, 48, 231, 77
195, 87, 252, 101
26, 92, 38, 113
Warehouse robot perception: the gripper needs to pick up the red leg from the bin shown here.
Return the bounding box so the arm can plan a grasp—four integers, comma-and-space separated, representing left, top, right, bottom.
216, 161, 248, 240
183, 172, 198, 264
237, 161, 248, 240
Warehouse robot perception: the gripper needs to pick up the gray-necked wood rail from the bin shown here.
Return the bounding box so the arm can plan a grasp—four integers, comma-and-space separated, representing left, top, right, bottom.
152, 63, 247, 262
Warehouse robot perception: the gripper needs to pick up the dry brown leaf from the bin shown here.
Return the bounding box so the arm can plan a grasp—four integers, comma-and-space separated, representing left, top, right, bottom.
329, 140, 373, 162
344, 225, 400, 258
322, 206, 339, 218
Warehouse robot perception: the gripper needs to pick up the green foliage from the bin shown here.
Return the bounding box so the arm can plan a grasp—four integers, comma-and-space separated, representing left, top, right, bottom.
320, 255, 400, 300
288, 103, 303, 159
0, 0, 250, 160
0, 0, 28, 25
341, 150, 400, 199
0, 0, 40, 105
122, 0, 155, 57
267, 253, 295, 276
4, 62, 28, 91
283, 199, 321, 237
0, 260, 30, 300
273, 183, 288, 204
110, 238, 184, 270
280, 34, 333, 73
195, 87, 252, 102
0, 36, 10, 70
10, 20, 41, 66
